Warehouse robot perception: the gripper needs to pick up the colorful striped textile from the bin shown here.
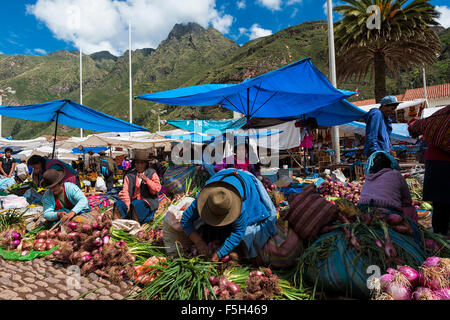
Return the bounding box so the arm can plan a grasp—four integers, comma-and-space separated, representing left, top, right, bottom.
158, 194, 169, 209
87, 195, 113, 209
162, 165, 196, 194
254, 219, 303, 268
409, 105, 449, 153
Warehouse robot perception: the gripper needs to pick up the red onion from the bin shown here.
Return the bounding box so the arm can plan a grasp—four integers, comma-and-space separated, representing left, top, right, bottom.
398, 266, 419, 287
209, 276, 218, 286
212, 286, 220, 296
53, 250, 61, 256
380, 274, 393, 290
419, 269, 448, 290
220, 255, 230, 263
92, 223, 100, 230
422, 256, 440, 268
375, 239, 383, 249
81, 224, 93, 234
434, 287, 450, 300
226, 282, 240, 294
412, 287, 437, 300
386, 268, 398, 275
36, 231, 48, 239
20, 251, 29, 256
384, 239, 397, 258
93, 237, 102, 247
92, 230, 101, 238
385, 282, 412, 300
425, 239, 441, 251
67, 221, 78, 231
11, 231, 22, 241
101, 228, 109, 238
68, 232, 79, 241
218, 277, 228, 288
12, 240, 21, 248
81, 254, 92, 263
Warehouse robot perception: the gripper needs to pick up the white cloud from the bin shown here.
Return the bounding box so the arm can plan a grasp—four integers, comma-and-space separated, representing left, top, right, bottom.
256, 0, 282, 11
286, 0, 302, 5
248, 24, 272, 40
0, 51, 3, 55
239, 27, 248, 36
291, 8, 298, 18
436, 6, 450, 28
237, 0, 246, 9
27, 0, 235, 56
34, 48, 47, 55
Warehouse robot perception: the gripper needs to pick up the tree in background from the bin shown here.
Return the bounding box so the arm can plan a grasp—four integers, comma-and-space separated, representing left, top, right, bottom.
334, 0, 441, 102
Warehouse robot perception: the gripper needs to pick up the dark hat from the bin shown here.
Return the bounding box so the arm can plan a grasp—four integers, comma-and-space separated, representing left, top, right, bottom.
131, 149, 152, 161
40, 169, 65, 189
99, 150, 106, 155
197, 181, 242, 227
380, 96, 401, 108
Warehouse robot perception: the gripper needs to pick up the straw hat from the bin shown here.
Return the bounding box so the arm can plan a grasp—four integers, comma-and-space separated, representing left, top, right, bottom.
99, 150, 106, 156
197, 181, 242, 227
40, 169, 65, 188
131, 149, 152, 161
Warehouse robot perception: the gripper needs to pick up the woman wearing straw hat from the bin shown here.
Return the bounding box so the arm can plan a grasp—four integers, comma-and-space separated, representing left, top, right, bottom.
113, 149, 162, 224
180, 168, 278, 262
41, 169, 90, 225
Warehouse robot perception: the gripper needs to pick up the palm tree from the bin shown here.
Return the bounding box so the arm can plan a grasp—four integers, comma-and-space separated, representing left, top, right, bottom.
334, 0, 441, 102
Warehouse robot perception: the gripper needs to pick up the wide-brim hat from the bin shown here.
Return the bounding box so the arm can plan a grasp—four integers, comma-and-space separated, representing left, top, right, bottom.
380, 96, 401, 108
40, 169, 65, 189
131, 149, 152, 161
197, 181, 242, 227
99, 150, 106, 155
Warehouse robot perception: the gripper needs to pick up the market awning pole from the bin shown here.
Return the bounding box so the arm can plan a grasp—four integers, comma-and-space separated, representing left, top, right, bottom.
80, 46, 83, 138
129, 20, 133, 124
327, 0, 341, 164
422, 66, 429, 108
52, 111, 60, 159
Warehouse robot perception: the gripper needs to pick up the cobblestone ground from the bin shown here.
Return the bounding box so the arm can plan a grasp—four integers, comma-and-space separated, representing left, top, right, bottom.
0, 257, 141, 300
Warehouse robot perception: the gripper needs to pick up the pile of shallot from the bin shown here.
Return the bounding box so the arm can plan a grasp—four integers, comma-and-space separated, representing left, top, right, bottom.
234, 268, 282, 300
1, 231, 23, 251
318, 177, 363, 204
375, 257, 450, 300
208, 275, 241, 300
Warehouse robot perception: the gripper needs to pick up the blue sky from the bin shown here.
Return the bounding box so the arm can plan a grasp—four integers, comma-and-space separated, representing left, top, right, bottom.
0, 0, 449, 56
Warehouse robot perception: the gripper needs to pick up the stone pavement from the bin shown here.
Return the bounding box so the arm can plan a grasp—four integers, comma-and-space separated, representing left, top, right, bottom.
0, 257, 141, 300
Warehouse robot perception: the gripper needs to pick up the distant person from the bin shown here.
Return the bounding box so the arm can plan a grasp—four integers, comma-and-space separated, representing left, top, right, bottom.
41, 169, 90, 225
122, 156, 131, 171
113, 149, 161, 224
27, 155, 80, 188
298, 117, 318, 165
0, 147, 16, 179
86, 150, 98, 173
15, 160, 29, 183
409, 105, 450, 235
97, 150, 118, 191
364, 96, 399, 157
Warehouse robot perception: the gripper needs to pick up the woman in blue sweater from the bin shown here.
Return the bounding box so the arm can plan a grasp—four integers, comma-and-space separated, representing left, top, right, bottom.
180, 168, 277, 262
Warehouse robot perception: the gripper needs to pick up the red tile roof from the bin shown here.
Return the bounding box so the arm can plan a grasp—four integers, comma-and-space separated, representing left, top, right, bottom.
403, 83, 450, 101
351, 83, 450, 106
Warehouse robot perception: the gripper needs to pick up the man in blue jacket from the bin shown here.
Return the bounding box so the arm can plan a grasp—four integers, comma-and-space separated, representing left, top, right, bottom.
180, 168, 277, 262
364, 96, 399, 157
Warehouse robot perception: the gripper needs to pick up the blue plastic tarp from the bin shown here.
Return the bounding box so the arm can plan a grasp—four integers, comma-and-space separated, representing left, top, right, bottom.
138, 58, 358, 122
167, 118, 247, 133
0, 99, 147, 132
72, 147, 108, 154
339, 121, 416, 143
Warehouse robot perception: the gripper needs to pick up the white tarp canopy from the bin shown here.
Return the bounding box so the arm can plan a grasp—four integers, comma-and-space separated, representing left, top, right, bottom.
422, 106, 445, 119
0, 137, 48, 148
339, 121, 416, 143
357, 99, 426, 113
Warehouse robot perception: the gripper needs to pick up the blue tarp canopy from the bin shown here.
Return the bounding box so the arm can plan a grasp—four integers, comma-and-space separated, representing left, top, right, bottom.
339, 121, 416, 143
167, 118, 247, 133
0, 99, 147, 132
138, 58, 360, 123
72, 147, 108, 154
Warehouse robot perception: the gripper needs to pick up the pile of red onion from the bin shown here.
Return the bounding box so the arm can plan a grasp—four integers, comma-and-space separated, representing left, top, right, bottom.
318, 177, 363, 204
1, 231, 23, 251
208, 275, 240, 300
376, 257, 450, 300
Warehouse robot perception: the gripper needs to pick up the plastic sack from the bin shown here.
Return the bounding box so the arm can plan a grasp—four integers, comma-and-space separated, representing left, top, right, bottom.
112, 219, 141, 235
162, 218, 193, 258
332, 169, 347, 183
1, 195, 29, 209
163, 197, 195, 232
95, 176, 107, 192
23, 188, 43, 205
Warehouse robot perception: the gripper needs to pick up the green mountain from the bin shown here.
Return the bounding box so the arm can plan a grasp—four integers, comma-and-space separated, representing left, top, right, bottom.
0, 21, 448, 139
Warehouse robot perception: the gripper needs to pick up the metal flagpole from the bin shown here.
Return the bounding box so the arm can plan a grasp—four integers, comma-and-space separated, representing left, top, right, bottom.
327, 0, 341, 164
80, 46, 83, 138
129, 20, 133, 124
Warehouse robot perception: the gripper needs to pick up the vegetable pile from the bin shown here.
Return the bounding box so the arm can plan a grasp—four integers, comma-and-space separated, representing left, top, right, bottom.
1, 230, 23, 251
234, 268, 282, 300
208, 275, 241, 300
374, 257, 450, 300
318, 177, 363, 205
